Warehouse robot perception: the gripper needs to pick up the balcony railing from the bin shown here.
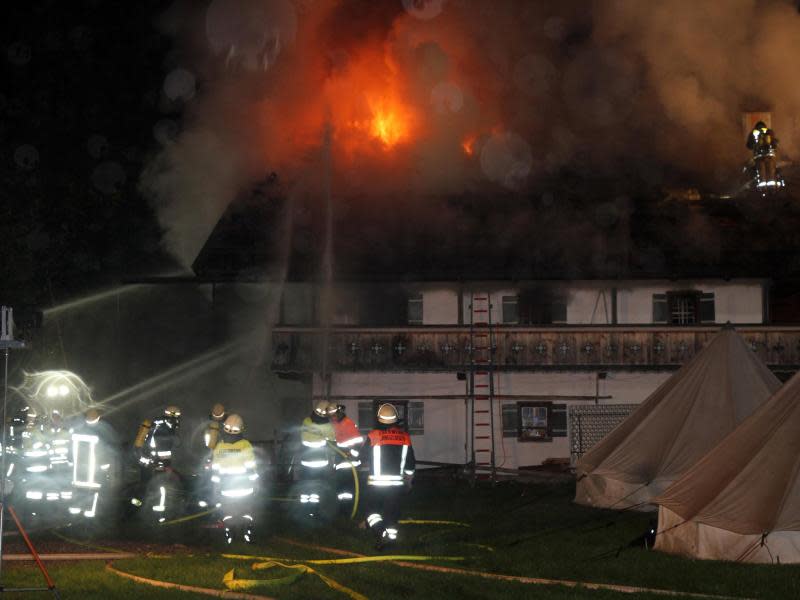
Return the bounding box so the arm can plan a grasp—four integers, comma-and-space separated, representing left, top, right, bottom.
271, 325, 800, 372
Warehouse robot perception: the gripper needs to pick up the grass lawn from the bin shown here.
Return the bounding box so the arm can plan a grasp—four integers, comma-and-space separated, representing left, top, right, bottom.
5, 475, 799, 599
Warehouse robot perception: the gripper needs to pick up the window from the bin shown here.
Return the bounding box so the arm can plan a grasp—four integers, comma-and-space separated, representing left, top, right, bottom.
653, 291, 714, 325
503, 402, 567, 441
369, 400, 424, 435
519, 403, 550, 441
407, 294, 423, 325
502, 296, 519, 324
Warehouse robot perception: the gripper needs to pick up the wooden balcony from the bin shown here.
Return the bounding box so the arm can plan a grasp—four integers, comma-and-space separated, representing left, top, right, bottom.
271, 325, 800, 372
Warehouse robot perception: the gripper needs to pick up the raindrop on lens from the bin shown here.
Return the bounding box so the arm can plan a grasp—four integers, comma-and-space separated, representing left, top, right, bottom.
402, 0, 445, 20
87, 134, 109, 159
163, 68, 196, 102
153, 119, 179, 145
480, 132, 533, 190
91, 161, 126, 195
430, 81, 463, 114
7, 41, 31, 66
14, 144, 39, 171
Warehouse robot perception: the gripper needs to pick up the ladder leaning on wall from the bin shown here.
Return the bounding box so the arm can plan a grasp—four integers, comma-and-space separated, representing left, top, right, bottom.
468, 292, 496, 481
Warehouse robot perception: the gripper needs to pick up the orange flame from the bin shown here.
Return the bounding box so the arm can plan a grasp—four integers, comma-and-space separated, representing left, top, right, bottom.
461, 135, 477, 156
369, 98, 410, 147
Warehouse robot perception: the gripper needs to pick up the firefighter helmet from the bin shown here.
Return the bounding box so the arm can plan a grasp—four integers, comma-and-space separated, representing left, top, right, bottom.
164, 405, 181, 418
325, 401, 342, 416
223, 413, 244, 435
313, 401, 329, 417
754, 120, 767, 132
210, 403, 226, 421
376, 403, 398, 425
85, 407, 101, 425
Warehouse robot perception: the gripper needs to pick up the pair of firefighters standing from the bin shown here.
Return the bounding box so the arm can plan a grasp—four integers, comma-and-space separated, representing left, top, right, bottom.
132, 403, 258, 544
300, 401, 415, 546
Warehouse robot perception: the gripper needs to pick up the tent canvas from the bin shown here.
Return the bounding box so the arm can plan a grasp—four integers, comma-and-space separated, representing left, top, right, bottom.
655, 368, 800, 563
574, 328, 780, 510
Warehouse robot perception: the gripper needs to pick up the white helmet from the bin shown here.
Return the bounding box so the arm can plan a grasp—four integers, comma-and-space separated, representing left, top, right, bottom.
164, 405, 181, 418
376, 403, 398, 425
313, 400, 329, 418
223, 413, 244, 435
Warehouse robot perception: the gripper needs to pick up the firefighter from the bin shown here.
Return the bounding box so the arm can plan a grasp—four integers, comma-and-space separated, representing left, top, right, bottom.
297, 401, 336, 514
328, 403, 363, 507
211, 413, 258, 544
17, 408, 73, 521
746, 121, 783, 190
363, 403, 415, 548
69, 407, 115, 520
197, 403, 227, 509
204, 403, 227, 450
131, 405, 181, 509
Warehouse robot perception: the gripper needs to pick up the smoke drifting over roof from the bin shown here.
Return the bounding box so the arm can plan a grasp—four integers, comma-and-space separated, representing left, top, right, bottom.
142, 0, 800, 267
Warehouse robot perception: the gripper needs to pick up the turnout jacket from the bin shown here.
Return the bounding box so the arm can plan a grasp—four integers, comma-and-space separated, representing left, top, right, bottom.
332, 416, 363, 469
365, 426, 415, 487
300, 414, 335, 469
211, 437, 258, 497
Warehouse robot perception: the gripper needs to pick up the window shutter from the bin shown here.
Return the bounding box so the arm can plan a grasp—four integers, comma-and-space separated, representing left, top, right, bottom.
358, 402, 373, 434
502, 296, 519, 324
502, 404, 518, 437
408, 401, 424, 435
551, 300, 567, 324
408, 294, 423, 325
551, 404, 567, 437
652, 294, 668, 323
699, 293, 716, 323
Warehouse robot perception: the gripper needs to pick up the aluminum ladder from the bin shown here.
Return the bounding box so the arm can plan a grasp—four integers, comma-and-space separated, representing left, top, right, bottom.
468, 292, 496, 481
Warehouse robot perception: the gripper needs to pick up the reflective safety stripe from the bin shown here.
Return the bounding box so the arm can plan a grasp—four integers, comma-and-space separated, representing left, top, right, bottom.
221, 488, 254, 498
400, 445, 408, 474
337, 492, 353, 500
367, 479, 403, 487
369, 474, 402, 481
26, 465, 47, 473
73, 433, 101, 489
373, 446, 381, 477
301, 459, 329, 468
157, 451, 172, 457
367, 513, 383, 527
84, 492, 99, 518
335, 461, 361, 470
26, 491, 43, 500
302, 440, 327, 448
338, 436, 363, 448
405, 470, 415, 476
152, 486, 166, 512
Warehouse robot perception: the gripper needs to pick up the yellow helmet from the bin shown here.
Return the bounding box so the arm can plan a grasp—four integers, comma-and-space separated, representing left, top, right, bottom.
85, 408, 101, 425
164, 405, 181, 418
223, 413, 244, 435
376, 403, 398, 425
325, 401, 341, 416
211, 403, 226, 421
313, 400, 329, 418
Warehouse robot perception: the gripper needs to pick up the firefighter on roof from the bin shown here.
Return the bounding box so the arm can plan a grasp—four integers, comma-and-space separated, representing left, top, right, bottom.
211, 413, 258, 544
131, 405, 181, 507
746, 120, 784, 191
328, 402, 362, 508
364, 403, 415, 549
297, 400, 336, 514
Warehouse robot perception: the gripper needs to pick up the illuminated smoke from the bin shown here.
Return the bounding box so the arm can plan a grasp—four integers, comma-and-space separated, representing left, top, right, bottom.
143, 0, 800, 267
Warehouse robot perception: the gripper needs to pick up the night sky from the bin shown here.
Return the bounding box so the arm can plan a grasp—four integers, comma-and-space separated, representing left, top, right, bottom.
2, 1, 172, 306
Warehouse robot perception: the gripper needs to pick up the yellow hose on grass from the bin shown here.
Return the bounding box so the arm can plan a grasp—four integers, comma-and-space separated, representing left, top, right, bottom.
223, 563, 367, 600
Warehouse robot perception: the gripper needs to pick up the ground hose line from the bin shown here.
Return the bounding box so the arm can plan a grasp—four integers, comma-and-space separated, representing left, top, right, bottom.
223, 553, 466, 565
275, 538, 753, 600
398, 519, 470, 527
106, 562, 274, 600
224, 562, 367, 600
328, 442, 360, 519
52, 529, 128, 555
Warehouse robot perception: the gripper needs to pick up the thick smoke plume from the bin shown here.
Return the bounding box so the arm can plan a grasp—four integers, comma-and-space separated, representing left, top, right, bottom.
142, 0, 800, 267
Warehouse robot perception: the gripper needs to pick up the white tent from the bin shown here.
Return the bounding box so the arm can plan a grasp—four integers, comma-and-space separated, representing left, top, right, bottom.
575, 328, 780, 509
655, 368, 800, 563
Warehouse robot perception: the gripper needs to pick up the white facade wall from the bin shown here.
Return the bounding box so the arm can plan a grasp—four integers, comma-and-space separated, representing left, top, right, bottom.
318, 370, 671, 468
